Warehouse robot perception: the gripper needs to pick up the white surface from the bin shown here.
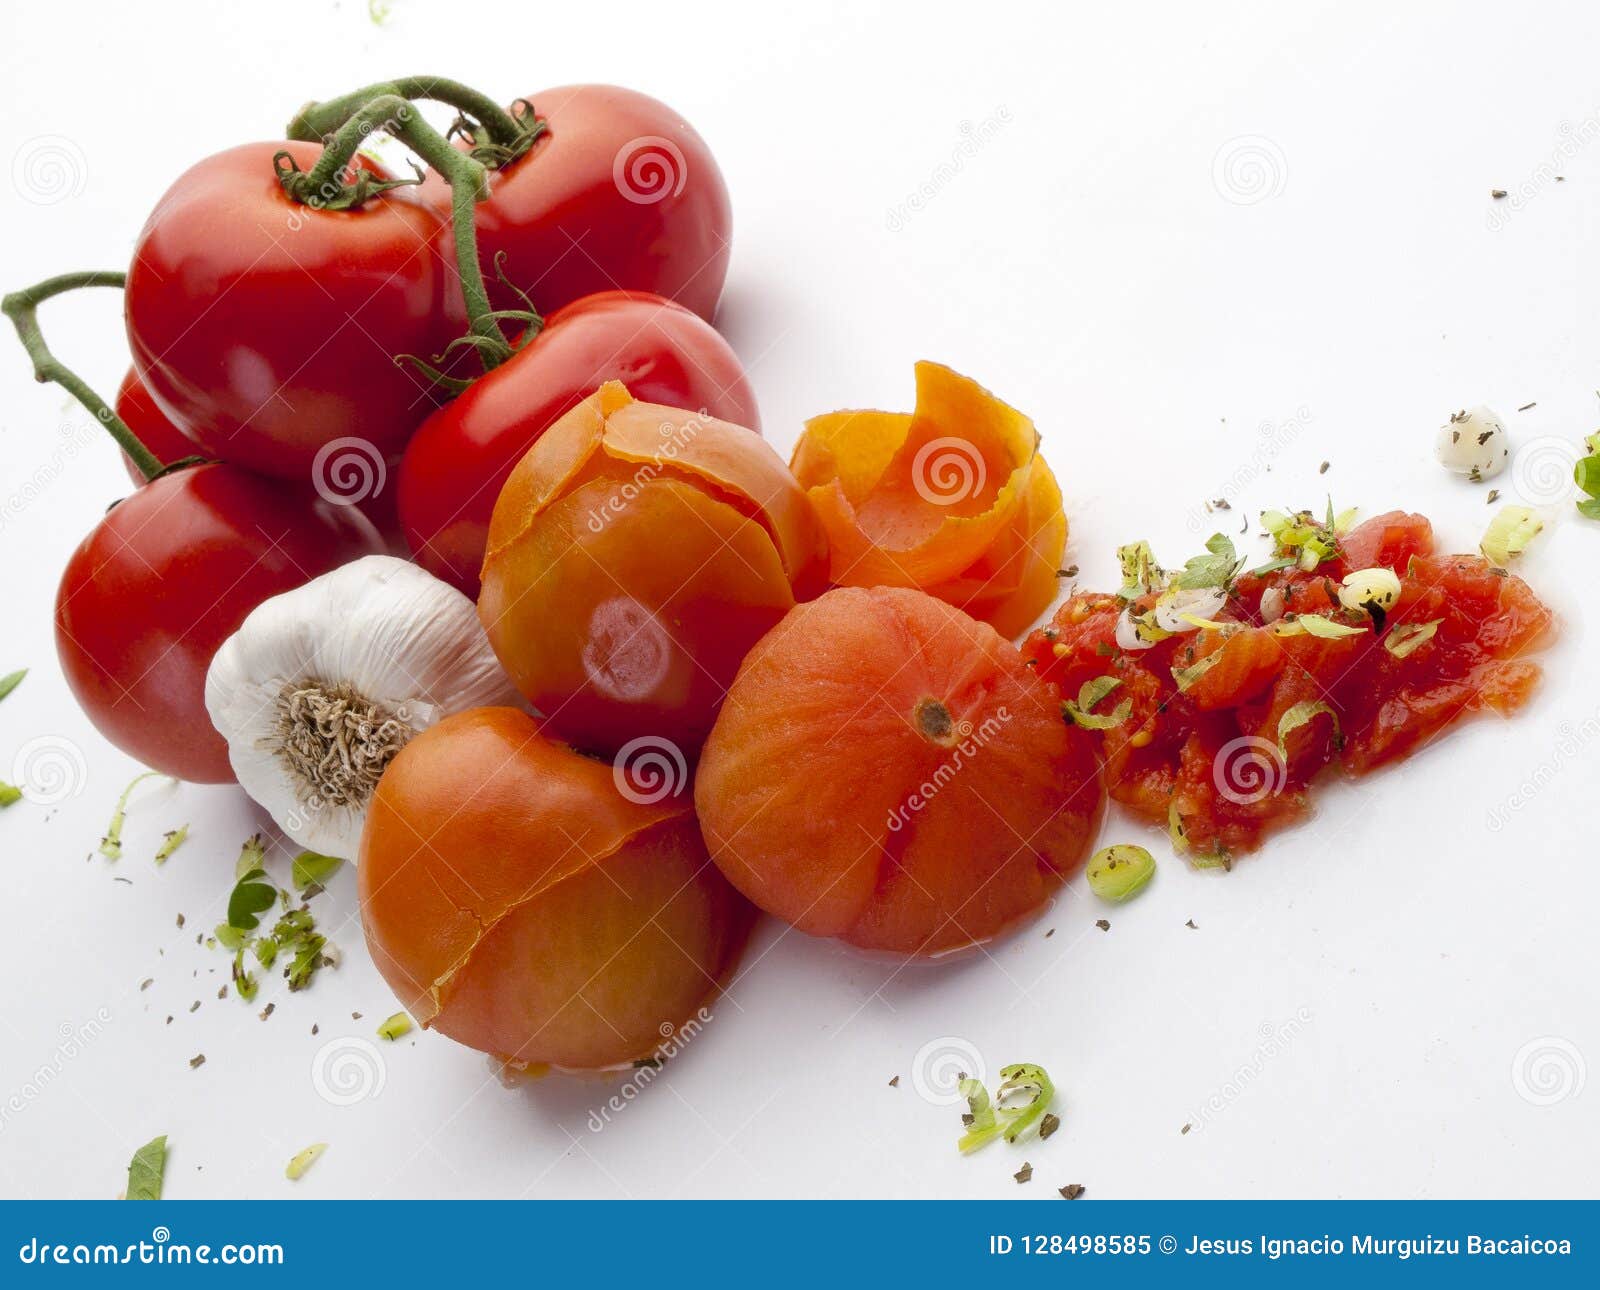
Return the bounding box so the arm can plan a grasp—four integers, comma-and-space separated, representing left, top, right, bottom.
0, 0, 1595, 1199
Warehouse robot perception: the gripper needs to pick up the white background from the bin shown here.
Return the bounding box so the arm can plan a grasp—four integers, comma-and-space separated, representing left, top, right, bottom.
0, 0, 1595, 1200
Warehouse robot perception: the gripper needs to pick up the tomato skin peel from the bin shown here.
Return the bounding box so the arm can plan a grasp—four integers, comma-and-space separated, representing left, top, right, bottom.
399, 290, 761, 597
477, 381, 822, 758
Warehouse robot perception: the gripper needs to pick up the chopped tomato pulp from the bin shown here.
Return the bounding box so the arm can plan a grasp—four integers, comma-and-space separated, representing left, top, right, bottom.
1021, 512, 1556, 861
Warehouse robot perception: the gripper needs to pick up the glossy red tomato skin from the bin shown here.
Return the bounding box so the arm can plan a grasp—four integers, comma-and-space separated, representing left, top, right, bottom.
114, 367, 199, 485
472, 85, 732, 321
54, 464, 384, 783
399, 290, 761, 596
125, 141, 461, 480
113, 366, 407, 550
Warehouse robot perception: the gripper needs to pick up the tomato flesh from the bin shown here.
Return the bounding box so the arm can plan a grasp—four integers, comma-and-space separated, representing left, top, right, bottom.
1022, 512, 1555, 859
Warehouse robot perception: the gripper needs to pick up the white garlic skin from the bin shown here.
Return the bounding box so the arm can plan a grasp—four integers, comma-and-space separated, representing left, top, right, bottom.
205, 555, 521, 860
1434, 406, 1509, 481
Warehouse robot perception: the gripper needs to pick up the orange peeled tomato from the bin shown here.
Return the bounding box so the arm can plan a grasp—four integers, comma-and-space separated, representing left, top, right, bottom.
479, 382, 827, 756
695, 586, 1103, 957
358, 707, 754, 1072
791, 362, 1065, 633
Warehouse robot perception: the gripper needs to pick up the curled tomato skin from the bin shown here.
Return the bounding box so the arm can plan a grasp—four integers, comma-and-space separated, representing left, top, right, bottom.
400, 290, 761, 597
478, 383, 821, 758
358, 707, 754, 1072
126, 141, 462, 480
790, 362, 1067, 635
54, 464, 384, 783
468, 85, 732, 322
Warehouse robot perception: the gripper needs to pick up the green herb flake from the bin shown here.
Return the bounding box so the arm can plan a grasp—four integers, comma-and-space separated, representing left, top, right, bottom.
235, 834, 267, 879
958, 1064, 1056, 1154
1086, 844, 1157, 903
1481, 504, 1543, 567
125, 1135, 168, 1201
232, 950, 259, 1003
1115, 540, 1163, 600
377, 1011, 413, 1041
1173, 532, 1243, 591
1272, 613, 1367, 640
154, 825, 189, 864
99, 772, 166, 861
285, 1143, 327, 1181
1261, 502, 1348, 571
1384, 619, 1443, 659
1171, 650, 1223, 692
225, 845, 276, 934
1574, 441, 1600, 521
1062, 677, 1131, 731
1277, 700, 1340, 760
0, 669, 26, 703
292, 851, 345, 891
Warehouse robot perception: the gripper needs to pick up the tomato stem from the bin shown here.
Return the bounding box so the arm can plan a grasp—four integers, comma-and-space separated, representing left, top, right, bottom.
278, 94, 513, 371
286, 77, 535, 163
1, 272, 166, 481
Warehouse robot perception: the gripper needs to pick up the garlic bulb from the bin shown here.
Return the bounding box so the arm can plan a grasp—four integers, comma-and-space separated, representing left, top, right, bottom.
205, 555, 520, 859
1434, 406, 1509, 481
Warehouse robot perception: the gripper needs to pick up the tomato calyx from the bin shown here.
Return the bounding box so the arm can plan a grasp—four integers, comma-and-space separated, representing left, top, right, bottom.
449, 99, 547, 169
280, 91, 548, 387
272, 149, 422, 212
1, 270, 200, 482
397, 252, 545, 394
287, 75, 546, 173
